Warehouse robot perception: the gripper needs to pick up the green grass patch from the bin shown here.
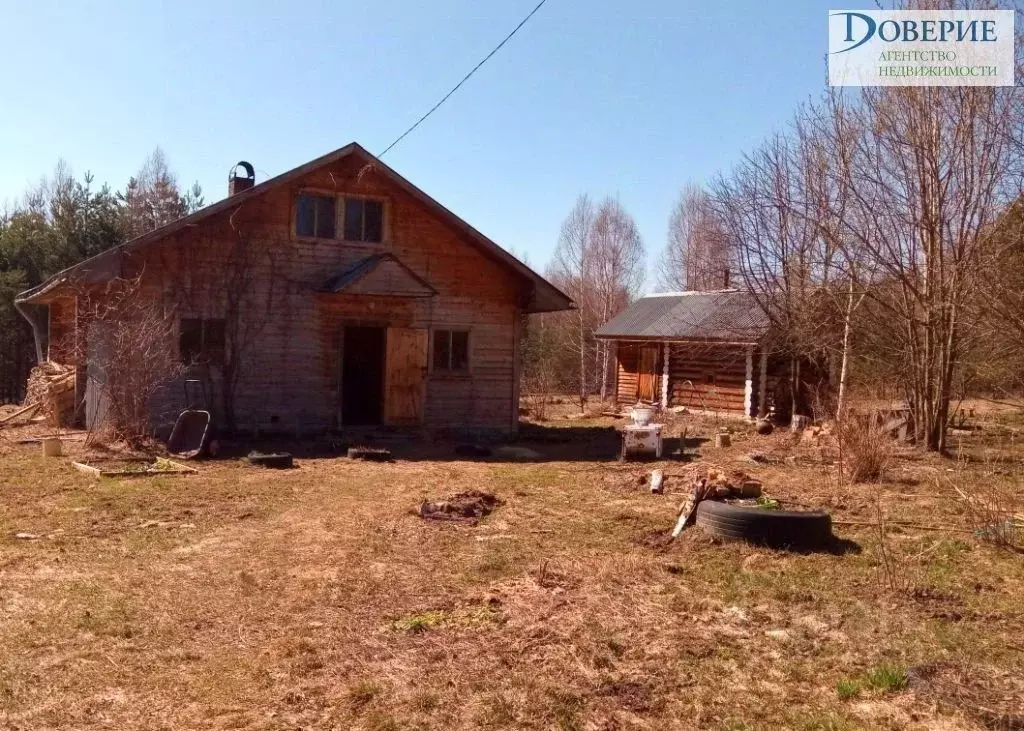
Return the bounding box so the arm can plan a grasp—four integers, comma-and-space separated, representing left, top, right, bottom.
835, 679, 861, 700
837, 663, 908, 700
392, 610, 447, 633
864, 663, 908, 692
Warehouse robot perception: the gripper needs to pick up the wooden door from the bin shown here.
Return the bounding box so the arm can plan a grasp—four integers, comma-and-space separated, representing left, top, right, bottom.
85, 321, 113, 430
384, 327, 428, 424
637, 346, 659, 402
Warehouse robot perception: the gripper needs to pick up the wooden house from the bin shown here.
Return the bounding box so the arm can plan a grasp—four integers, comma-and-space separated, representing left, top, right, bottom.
14, 144, 572, 436
594, 290, 776, 418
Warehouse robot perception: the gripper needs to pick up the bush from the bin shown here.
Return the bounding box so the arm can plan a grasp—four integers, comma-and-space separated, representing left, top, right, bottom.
837, 414, 894, 483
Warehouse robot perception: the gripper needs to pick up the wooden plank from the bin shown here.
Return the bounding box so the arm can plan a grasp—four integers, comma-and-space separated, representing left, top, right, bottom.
384, 327, 428, 424
72, 461, 102, 477
638, 346, 659, 402
0, 402, 40, 426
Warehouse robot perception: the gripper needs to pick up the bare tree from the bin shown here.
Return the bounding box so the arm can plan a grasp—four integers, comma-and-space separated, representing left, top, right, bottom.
711, 114, 845, 420
119, 148, 204, 239
658, 184, 730, 291
74, 275, 183, 445
548, 195, 596, 411
590, 198, 645, 398
157, 211, 284, 432
835, 82, 1022, 452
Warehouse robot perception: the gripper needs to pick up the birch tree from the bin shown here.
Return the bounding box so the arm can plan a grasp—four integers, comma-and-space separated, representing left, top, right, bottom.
590, 198, 645, 398
548, 195, 596, 411
658, 184, 731, 292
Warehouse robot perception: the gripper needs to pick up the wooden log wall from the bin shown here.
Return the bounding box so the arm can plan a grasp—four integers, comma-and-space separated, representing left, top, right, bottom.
667, 342, 754, 415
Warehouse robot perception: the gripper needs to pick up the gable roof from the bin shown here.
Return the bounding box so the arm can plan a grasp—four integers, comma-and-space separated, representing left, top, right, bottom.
322, 253, 436, 298
594, 289, 769, 343
15, 143, 572, 313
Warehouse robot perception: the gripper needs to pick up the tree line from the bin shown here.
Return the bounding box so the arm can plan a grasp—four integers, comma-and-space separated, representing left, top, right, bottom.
0, 150, 203, 402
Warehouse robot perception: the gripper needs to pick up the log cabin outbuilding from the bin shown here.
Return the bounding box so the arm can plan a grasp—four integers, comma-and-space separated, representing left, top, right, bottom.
15, 143, 572, 436
594, 289, 776, 418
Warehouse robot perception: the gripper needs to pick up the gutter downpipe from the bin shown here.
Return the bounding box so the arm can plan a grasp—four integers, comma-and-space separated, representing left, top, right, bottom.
14, 299, 46, 365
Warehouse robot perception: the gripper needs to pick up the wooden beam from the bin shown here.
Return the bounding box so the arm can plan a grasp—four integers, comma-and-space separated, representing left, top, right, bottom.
0, 402, 41, 426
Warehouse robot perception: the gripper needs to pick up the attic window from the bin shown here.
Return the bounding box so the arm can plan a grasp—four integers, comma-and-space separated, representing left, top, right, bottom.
295, 193, 336, 239
343, 197, 384, 243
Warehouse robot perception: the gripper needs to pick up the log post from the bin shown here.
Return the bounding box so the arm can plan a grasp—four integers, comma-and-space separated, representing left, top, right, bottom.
757, 348, 768, 418
743, 346, 754, 418
661, 342, 669, 409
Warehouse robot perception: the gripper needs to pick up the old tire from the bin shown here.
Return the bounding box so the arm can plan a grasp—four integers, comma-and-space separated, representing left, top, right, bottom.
248, 452, 294, 469
695, 500, 832, 550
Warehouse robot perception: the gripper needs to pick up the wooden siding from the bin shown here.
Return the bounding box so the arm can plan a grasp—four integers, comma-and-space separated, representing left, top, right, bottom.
47, 297, 77, 364
59, 154, 529, 435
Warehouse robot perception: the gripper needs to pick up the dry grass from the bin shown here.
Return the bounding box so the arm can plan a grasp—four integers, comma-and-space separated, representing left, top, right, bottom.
838, 415, 896, 484
0, 406, 1022, 730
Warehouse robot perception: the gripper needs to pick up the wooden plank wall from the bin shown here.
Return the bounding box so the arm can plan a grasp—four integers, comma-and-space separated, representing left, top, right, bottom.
615, 342, 661, 405
118, 154, 527, 435
47, 297, 76, 363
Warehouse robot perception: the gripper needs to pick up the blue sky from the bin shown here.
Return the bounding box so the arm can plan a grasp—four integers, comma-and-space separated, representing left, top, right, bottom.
0, 0, 833, 289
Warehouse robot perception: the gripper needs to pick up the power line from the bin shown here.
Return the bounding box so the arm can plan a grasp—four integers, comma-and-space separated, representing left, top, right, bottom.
378, 0, 549, 158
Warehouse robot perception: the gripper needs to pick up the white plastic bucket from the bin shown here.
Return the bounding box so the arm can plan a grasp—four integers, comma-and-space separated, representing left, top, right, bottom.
631, 407, 653, 426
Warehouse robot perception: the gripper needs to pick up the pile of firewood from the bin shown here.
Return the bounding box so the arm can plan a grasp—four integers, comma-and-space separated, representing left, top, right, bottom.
23, 363, 76, 426
669, 465, 763, 539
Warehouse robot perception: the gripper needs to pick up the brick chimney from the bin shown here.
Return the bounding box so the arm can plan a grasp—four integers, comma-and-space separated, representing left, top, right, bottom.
228, 161, 255, 196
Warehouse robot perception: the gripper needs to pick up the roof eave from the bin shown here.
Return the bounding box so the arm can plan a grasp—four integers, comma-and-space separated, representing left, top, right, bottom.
594, 333, 766, 345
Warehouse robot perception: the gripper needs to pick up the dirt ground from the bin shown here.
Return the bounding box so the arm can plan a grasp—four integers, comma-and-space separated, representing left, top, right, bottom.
0, 402, 1022, 730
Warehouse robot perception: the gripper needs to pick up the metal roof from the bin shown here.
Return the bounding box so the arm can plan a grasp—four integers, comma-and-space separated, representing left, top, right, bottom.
594, 289, 769, 342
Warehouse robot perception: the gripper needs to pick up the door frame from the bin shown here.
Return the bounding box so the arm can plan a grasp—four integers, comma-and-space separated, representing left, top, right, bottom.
338, 321, 389, 427
637, 345, 660, 403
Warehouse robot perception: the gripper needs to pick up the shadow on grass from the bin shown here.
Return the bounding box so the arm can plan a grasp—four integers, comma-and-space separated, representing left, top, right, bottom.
193, 421, 704, 464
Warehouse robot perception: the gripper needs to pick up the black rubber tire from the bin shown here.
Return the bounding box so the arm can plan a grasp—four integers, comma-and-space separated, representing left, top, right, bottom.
248, 453, 294, 469
695, 500, 832, 550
